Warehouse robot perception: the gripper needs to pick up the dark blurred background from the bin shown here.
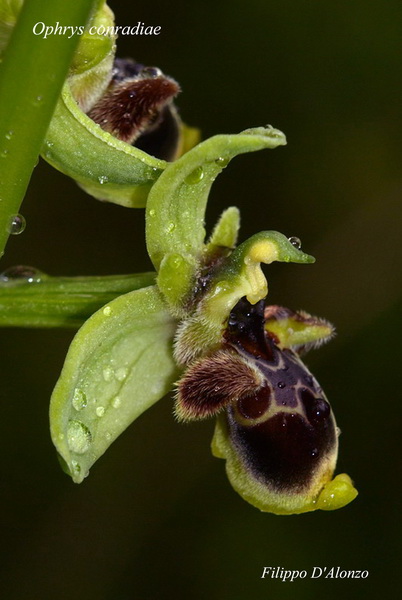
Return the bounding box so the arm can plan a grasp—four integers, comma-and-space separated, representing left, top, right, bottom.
1, 0, 401, 598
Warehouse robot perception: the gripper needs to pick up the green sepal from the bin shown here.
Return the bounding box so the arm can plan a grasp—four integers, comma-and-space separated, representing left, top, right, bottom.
0, 272, 155, 328
42, 83, 167, 208
212, 414, 357, 515
50, 285, 178, 483
146, 126, 286, 304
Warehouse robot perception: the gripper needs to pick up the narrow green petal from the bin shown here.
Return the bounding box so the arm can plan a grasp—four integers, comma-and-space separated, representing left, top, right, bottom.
50, 285, 178, 482
0, 272, 155, 328
264, 306, 335, 352
207, 206, 240, 250
146, 126, 286, 305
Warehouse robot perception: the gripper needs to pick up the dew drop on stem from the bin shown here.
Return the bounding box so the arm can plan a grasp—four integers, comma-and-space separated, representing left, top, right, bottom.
0, 265, 44, 284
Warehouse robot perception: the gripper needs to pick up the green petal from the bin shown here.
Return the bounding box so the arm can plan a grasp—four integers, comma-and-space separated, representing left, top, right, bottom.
206, 206, 240, 250
264, 306, 334, 352
50, 285, 178, 482
146, 126, 286, 306
42, 83, 166, 208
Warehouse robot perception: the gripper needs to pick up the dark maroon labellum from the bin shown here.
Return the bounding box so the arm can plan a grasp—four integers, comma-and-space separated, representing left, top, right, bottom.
224, 298, 337, 492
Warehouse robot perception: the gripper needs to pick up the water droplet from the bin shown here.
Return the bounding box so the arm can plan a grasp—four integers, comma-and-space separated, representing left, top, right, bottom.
1, 149, 8, 157
112, 396, 121, 408
185, 166, 204, 184
311, 448, 319, 458
103, 367, 114, 382
141, 66, 162, 78
35, 95, 43, 103
96, 406, 105, 417
0, 265, 44, 284
166, 222, 175, 233
103, 305, 112, 316
7, 214, 26, 235
72, 388, 87, 411
5, 130, 13, 141
115, 367, 128, 382
215, 156, 230, 168
288, 236, 302, 250
149, 208, 156, 217
67, 420, 92, 454
98, 175, 109, 185
277, 381, 286, 389
71, 460, 81, 474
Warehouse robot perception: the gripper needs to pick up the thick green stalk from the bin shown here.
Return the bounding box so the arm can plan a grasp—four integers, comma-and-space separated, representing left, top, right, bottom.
0, 0, 98, 258
0, 272, 156, 328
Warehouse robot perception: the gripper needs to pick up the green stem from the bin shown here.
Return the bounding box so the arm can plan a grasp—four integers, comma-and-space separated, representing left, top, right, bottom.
0, 272, 156, 328
0, 0, 99, 259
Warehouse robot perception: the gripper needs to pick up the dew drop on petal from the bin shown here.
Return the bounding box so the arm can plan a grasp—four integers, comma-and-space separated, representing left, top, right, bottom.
141, 66, 162, 78
112, 396, 121, 408
67, 420, 92, 454
72, 388, 87, 411
96, 406, 105, 417
71, 460, 81, 475
115, 367, 128, 382
7, 214, 26, 235
288, 236, 302, 250
103, 305, 112, 316
103, 367, 114, 382
185, 166, 204, 184
215, 156, 230, 168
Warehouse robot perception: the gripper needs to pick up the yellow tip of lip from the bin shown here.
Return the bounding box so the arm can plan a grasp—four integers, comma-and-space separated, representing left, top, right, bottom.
316, 473, 358, 511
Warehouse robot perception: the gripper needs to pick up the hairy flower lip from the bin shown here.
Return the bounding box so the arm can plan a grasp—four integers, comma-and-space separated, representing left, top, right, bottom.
87, 74, 180, 146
